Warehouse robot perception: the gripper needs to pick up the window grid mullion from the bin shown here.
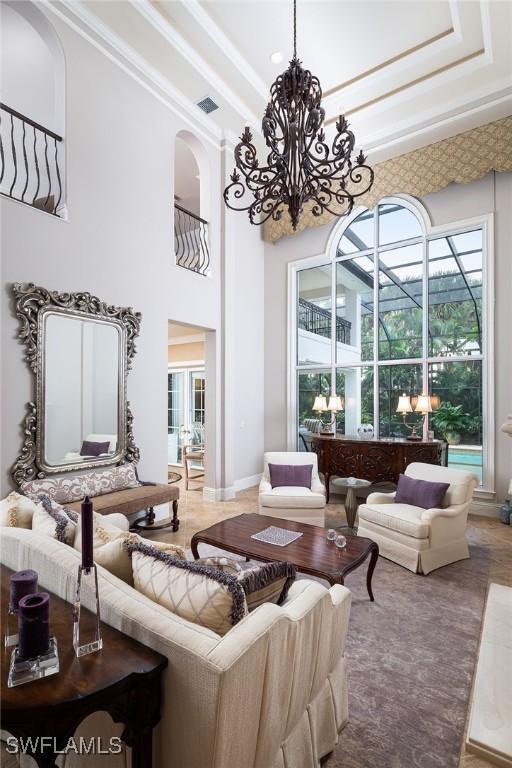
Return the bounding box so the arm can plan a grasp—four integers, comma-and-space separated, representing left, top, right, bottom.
331, 251, 336, 396
373, 206, 380, 438
422, 228, 429, 437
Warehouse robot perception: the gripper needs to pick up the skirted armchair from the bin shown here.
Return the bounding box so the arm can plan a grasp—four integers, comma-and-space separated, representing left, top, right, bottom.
259, 452, 326, 526
357, 462, 478, 574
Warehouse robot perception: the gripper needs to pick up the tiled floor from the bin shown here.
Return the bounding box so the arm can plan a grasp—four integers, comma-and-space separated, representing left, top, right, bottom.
156, 473, 512, 768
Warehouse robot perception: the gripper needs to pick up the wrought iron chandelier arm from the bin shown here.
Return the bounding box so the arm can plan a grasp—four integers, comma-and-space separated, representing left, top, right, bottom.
222, 0, 374, 229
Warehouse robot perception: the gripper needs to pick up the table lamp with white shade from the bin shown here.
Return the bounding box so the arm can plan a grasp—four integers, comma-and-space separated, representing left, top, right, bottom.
313, 393, 344, 434
396, 393, 434, 440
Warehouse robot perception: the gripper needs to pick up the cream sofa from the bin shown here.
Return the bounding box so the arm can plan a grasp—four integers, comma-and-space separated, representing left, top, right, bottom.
259, 452, 326, 527
357, 462, 478, 574
0, 524, 351, 768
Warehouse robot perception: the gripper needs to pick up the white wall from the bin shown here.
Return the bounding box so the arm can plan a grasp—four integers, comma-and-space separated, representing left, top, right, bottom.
264, 172, 512, 504
233, 208, 265, 486
0, 5, 268, 498
1, 3, 56, 131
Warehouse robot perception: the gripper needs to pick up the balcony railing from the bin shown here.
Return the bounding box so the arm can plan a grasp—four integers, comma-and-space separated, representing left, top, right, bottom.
0, 103, 64, 217
174, 203, 210, 276
298, 298, 352, 345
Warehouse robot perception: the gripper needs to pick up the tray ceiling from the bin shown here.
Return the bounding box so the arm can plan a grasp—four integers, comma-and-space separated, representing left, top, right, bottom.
53, 0, 512, 160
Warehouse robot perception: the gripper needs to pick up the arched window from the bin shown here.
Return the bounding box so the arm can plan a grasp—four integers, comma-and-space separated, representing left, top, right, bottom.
173, 131, 210, 276
293, 197, 490, 488
0, 1, 66, 216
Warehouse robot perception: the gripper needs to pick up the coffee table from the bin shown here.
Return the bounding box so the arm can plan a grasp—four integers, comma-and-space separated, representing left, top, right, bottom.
191, 513, 379, 601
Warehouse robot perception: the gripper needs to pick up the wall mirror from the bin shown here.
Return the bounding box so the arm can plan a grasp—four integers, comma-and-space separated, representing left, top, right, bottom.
11, 283, 141, 485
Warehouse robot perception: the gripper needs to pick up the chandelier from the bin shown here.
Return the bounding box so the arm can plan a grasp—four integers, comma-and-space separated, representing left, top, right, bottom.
223, 0, 374, 230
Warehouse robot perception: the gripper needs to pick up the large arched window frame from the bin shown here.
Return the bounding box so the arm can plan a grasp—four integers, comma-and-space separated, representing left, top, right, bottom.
288, 195, 494, 494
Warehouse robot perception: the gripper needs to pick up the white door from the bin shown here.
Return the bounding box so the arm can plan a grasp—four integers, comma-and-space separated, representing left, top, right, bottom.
168, 368, 205, 465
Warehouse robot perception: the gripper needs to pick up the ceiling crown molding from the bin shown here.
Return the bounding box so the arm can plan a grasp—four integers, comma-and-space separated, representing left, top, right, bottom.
47, 0, 223, 147
177, 0, 269, 103
129, 0, 262, 129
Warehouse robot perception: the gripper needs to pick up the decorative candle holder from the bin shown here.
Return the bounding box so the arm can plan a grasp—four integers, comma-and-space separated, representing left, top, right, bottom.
8, 637, 59, 688
73, 564, 103, 657
5, 569, 38, 648
4, 609, 19, 649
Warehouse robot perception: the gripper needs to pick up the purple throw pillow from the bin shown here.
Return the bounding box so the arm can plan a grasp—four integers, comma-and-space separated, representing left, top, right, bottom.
80, 440, 110, 457
395, 474, 449, 510
268, 463, 313, 489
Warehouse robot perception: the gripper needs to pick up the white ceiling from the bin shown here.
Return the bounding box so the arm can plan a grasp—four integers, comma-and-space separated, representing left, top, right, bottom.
168, 320, 205, 341
54, 0, 512, 161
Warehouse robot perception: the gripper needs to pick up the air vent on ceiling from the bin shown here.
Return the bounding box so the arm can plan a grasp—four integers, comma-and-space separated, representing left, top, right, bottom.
196, 95, 219, 115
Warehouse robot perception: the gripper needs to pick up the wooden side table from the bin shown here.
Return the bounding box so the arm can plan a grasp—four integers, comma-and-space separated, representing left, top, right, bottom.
1, 565, 167, 768
331, 477, 371, 529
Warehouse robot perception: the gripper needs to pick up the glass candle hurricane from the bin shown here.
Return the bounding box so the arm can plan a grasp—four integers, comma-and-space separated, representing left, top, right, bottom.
5, 570, 38, 648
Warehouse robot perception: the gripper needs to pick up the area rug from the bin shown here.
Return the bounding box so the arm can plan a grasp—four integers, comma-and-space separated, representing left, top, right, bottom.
326, 530, 495, 768
153, 521, 502, 768
167, 471, 182, 484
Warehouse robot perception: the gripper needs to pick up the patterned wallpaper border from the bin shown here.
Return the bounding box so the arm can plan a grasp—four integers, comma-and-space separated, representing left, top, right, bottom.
263, 115, 512, 243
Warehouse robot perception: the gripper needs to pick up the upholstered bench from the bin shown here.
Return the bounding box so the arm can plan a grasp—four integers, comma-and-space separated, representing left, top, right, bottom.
66, 482, 179, 532
20, 463, 180, 532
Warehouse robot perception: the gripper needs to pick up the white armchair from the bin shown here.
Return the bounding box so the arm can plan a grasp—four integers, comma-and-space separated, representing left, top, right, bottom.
259, 452, 326, 526
357, 462, 479, 574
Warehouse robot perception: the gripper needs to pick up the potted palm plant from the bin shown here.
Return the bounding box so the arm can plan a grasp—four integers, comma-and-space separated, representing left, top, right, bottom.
431, 402, 474, 444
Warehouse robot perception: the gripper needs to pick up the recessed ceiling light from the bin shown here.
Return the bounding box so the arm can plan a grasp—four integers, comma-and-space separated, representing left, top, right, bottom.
270, 51, 284, 64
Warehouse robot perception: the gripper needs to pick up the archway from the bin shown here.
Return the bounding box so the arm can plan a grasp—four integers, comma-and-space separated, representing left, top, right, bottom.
1, 1, 66, 215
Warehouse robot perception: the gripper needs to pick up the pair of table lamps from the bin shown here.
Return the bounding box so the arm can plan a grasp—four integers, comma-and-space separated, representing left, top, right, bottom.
313, 394, 344, 434
396, 393, 440, 440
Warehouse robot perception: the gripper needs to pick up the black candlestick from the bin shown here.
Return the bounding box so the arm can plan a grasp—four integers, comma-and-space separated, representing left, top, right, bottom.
81, 496, 94, 571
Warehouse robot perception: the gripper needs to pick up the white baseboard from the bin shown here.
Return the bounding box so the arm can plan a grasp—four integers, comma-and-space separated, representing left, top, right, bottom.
234, 473, 262, 492
203, 486, 236, 502
470, 500, 501, 518
203, 474, 261, 502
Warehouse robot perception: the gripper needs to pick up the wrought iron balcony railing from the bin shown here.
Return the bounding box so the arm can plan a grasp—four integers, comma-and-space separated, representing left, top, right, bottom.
174, 204, 210, 276
0, 103, 64, 217
298, 297, 352, 345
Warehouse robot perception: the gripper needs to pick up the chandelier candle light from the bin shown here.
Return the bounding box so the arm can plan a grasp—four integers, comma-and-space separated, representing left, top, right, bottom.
223, 0, 374, 229
73, 495, 103, 657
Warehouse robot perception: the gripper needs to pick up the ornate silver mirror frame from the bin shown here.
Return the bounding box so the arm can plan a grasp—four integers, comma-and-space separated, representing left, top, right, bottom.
11, 283, 141, 486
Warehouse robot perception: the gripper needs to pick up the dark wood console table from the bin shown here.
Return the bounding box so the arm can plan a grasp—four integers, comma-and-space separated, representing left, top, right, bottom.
312, 435, 445, 503
1, 565, 167, 768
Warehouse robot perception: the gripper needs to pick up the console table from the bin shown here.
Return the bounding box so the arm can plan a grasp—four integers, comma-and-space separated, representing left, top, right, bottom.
312, 435, 445, 503
1, 565, 167, 768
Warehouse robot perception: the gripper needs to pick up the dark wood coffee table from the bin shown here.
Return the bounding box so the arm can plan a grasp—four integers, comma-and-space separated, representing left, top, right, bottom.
191, 513, 379, 601
1, 564, 167, 768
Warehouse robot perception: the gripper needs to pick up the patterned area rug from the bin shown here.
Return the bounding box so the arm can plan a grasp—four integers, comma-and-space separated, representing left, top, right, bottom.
153, 517, 504, 768
326, 529, 496, 768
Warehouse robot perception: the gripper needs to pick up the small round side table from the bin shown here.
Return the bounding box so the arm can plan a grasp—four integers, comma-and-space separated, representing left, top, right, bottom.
332, 477, 371, 530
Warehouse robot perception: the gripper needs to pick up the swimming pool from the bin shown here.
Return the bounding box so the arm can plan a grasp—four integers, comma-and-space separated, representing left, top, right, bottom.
448, 446, 483, 483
